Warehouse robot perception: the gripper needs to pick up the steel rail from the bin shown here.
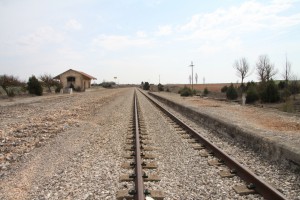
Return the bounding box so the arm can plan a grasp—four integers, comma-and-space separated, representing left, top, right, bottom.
133, 91, 145, 200
140, 90, 287, 200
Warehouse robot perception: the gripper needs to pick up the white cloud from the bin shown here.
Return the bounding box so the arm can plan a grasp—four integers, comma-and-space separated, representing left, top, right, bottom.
175, 0, 300, 58
58, 47, 84, 60
197, 42, 222, 54
179, 0, 300, 41
136, 31, 147, 38
65, 19, 82, 30
155, 25, 172, 36
92, 34, 153, 51
18, 26, 64, 51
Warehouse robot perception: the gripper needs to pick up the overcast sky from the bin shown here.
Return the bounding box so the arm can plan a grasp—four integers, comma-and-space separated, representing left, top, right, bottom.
0, 0, 300, 84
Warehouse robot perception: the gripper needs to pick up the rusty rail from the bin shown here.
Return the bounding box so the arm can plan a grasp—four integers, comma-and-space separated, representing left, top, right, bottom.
133, 91, 145, 200
140, 90, 287, 200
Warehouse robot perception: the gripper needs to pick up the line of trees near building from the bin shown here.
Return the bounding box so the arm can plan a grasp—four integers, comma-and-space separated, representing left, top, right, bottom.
227, 54, 299, 104
0, 74, 62, 97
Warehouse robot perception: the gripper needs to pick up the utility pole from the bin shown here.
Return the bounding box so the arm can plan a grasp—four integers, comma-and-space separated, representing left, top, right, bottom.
188, 61, 194, 90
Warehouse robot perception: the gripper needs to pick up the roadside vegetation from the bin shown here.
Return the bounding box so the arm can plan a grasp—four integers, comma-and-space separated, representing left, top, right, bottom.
178, 86, 195, 96
232, 55, 299, 107
167, 54, 299, 113
0, 75, 25, 97
141, 82, 150, 90
0, 73, 63, 97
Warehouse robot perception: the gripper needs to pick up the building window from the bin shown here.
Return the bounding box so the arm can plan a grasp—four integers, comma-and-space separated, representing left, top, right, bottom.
67, 77, 75, 82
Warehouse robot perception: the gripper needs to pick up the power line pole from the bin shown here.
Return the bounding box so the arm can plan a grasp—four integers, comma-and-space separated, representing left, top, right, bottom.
188, 61, 194, 90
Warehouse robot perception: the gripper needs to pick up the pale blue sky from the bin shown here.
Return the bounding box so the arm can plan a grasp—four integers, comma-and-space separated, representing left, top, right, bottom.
1, 0, 300, 84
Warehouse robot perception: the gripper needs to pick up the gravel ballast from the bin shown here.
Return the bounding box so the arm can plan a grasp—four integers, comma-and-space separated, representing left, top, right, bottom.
0, 88, 133, 200
1, 88, 299, 200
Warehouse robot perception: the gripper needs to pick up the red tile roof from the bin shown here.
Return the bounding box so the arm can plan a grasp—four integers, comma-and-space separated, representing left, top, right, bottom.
53, 69, 97, 80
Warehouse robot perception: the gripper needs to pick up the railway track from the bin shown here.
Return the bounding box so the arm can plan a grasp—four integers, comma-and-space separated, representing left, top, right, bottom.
117, 91, 164, 200
138, 89, 287, 200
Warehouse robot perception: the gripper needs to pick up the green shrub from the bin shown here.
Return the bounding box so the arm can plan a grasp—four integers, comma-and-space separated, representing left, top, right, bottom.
101, 81, 116, 88
246, 85, 259, 103
203, 88, 209, 96
143, 82, 150, 90
158, 83, 164, 91
55, 83, 63, 93
289, 80, 300, 96
7, 88, 15, 97
260, 80, 280, 103
179, 86, 193, 97
245, 81, 257, 91
221, 86, 228, 93
278, 81, 286, 90
27, 75, 43, 96
226, 83, 238, 100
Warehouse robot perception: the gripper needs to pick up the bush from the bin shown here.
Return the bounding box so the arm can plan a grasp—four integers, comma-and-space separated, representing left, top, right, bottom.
278, 81, 286, 90
0, 74, 25, 96
101, 81, 116, 88
27, 75, 43, 96
226, 83, 238, 100
165, 87, 170, 92
143, 82, 150, 90
7, 88, 15, 97
55, 83, 63, 93
203, 88, 209, 96
246, 85, 259, 103
221, 86, 228, 93
158, 83, 164, 91
179, 86, 193, 97
245, 81, 257, 91
289, 80, 300, 96
260, 80, 280, 103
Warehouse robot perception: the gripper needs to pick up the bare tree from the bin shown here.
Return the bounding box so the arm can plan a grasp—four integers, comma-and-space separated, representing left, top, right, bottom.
39, 73, 57, 92
0, 74, 24, 96
195, 73, 198, 84
282, 56, 292, 100
290, 75, 299, 100
233, 57, 250, 86
265, 64, 278, 81
282, 56, 292, 86
256, 55, 277, 83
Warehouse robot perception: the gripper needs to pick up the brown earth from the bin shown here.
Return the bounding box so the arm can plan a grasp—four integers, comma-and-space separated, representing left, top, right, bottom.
165, 83, 239, 92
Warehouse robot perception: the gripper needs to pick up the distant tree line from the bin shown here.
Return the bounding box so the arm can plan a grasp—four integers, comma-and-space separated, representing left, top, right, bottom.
227, 54, 299, 105
0, 74, 62, 97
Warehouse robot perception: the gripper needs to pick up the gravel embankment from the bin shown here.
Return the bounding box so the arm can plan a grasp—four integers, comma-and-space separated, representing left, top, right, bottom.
0, 88, 133, 200
138, 91, 299, 200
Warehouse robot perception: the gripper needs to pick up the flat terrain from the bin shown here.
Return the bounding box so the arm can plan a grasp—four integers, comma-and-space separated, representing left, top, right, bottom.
0, 88, 299, 199
0, 88, 133, 199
